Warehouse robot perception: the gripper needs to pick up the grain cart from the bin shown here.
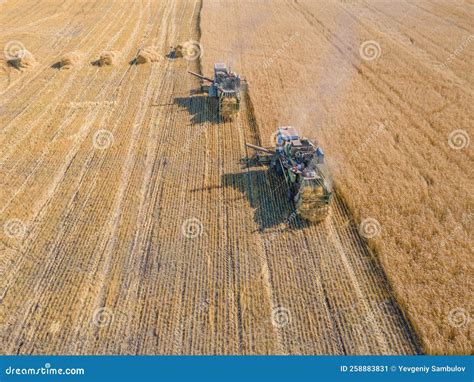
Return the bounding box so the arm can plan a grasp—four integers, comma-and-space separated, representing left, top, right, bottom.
188, 63, 243, 120
245, 127, 333, 222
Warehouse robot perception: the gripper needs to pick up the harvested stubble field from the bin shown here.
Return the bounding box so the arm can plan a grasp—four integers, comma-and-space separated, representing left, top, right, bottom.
0, 0, 470, 355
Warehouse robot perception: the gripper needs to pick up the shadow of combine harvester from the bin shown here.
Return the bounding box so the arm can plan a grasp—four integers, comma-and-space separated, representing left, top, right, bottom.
221, 169, 309, 232
173, 94, 220, 124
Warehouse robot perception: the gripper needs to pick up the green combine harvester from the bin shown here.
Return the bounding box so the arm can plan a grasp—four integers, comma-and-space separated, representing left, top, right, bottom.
246, 126, 333, 222
188, 63, 243, 120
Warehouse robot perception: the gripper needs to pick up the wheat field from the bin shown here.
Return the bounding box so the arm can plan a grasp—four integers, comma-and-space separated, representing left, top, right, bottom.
0, 0, 471, 355
200, 0, 473, 354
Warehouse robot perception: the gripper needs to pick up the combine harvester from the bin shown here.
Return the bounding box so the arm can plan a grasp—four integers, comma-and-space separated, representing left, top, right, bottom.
188, 63, 243, 120
246, 127, 333, 222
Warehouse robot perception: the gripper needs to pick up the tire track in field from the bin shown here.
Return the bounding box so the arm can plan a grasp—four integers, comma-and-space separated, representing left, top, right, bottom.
237, 94, 289, 354
100, 3, 190, 353
51, 0, 179, 352
404, 0, 472, 35
83, 0, 192, 354
0, 1, 153, 353
166, 0, 249, 354
325, 215, 390, 354
0, 0, 137, 287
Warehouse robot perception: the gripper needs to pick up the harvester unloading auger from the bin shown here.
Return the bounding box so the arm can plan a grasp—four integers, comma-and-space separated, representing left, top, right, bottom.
246, 127, 333, 222
188, 63, 244, 120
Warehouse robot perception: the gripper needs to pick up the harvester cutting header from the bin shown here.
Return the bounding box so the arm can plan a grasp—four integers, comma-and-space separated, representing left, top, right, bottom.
246, 127, 333, 222
188, 63, 243, 120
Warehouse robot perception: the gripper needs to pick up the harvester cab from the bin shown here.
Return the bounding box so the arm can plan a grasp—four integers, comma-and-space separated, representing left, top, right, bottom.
245, 126, 333, 222
214, 63, 228, 76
